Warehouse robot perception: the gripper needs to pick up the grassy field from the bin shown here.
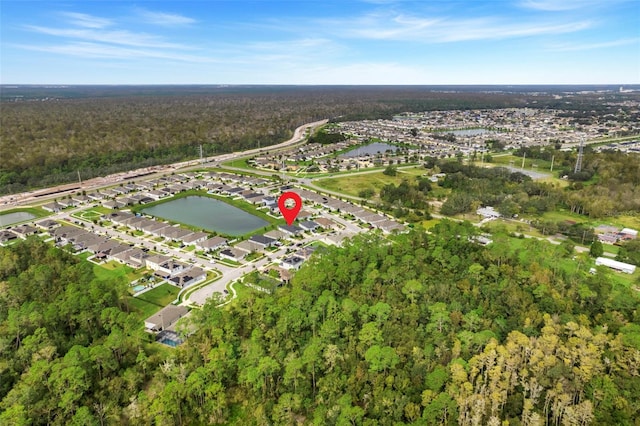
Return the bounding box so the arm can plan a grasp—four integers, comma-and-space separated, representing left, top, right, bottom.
93, 261, 146, 283
315, 167, 426, 197
536, 210, 640, 230
482, 218, 545, 238
71, 206, 113, 221
137, 283, 180, 306
127, 297, 162, 319
221, 158, 256, 171
420, 218, 441, 229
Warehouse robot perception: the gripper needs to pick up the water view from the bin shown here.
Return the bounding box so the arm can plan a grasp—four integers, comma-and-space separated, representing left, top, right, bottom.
341, 142, 399, 158
0, 211, 36, 227
141, 196, 268, 236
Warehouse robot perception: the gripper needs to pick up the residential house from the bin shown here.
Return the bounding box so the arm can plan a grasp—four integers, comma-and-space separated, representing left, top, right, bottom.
11, 224, 38, 239
248, 234, 276, 249
182, 231, 209, 245
281, 255, 304, 270
0, 230, 18, 245
42, 202, 62, 213
196, 236, 228, 251
219, 247, 248, 261
145, 305, 189, 331
299, 220, 320, 232
278, 224, 304, 236
35, 219, 60, 230
56, 198, 76, 208
145, 254, 172, 271
169, 267, 206, 288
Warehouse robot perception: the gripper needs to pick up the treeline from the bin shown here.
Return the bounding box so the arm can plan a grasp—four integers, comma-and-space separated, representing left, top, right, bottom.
377, 178, 432, 220
616, 239, 640, 266
0, 239, 157, 425
146, 222, 639, 424
2, 225, 639, 424
436, 153, 640, 219
308, 129, 347, 145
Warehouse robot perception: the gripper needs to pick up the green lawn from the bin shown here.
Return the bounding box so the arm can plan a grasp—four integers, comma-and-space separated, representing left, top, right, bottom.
127, 297, 162, 319
72, 207, 113, 221
315, 171, 409, 197
313, 166, 429, 198
420, 218, 441, 229
482, 219, 545, 238
221, 158, 257, 171
94, 261, 146, 282
136, 283, 180, 307
536, 210, 640, 231
245, 252, 264, 262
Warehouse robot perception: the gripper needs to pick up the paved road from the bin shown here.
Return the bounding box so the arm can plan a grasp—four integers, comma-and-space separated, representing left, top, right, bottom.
0, 119, 328, 210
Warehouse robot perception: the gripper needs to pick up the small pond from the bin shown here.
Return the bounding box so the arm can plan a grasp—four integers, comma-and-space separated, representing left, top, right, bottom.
341, 142, 399, 158
141, 196, 268, 236
0, 212, 36, 227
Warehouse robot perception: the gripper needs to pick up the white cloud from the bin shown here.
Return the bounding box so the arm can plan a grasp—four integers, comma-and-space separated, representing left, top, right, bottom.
15, 41, 217, 63
518, 0, 613, 11
135, 9, 196, 26
335, 12, 591, 43
19, 10, 207, 63
547, 38, 640, 51
25, 25, 188, 49
60, 12, 112, 29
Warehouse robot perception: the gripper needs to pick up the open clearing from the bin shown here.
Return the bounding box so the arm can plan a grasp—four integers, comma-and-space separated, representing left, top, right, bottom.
94, 261, 146, 282
315, 166, 426, 197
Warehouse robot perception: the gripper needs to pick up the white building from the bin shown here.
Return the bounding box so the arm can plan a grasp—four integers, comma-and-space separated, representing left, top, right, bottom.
476, 206, 501, 219
595, 257, 636, 274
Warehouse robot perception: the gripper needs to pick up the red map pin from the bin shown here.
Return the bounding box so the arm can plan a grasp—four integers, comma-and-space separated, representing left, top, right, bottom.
278, 191, 302, 225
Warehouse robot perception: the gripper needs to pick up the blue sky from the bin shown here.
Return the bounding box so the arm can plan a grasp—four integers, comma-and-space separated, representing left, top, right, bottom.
1, 0, 638, 84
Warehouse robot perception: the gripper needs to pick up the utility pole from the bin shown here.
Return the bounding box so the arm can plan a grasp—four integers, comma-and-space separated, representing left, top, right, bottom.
521, 152, 526, 169
77, 170, 82, 184
550, 155, 555, 172
199, 144, 204, 164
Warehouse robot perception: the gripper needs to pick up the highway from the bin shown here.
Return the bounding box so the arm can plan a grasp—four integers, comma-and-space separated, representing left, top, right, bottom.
0, 119, 328, 210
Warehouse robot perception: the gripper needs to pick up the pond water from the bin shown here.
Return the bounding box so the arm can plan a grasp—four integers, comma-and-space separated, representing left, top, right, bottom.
341, 142, 399, 158
0, 212, 36, 227
450, 128, 492, 137
141, 196, 268, 236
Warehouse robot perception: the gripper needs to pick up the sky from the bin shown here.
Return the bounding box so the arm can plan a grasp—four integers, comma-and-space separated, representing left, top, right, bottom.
1, 0, 639, 85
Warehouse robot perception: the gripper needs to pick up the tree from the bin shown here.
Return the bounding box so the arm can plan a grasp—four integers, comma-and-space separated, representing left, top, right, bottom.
383, 165, 397, 176
358, 188, 375, 199
589, 240, 604, 258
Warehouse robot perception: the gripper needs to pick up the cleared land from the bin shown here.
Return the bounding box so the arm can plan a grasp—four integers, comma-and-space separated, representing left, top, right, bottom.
93, 261, 145, 283
128, 284, 181, 319
315, 166, 427, 197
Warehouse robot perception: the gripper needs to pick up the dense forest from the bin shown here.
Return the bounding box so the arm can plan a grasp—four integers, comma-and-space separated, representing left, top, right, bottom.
2, 224, 639, 424
2, 85, 638, 194
0, 238, 158, 425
